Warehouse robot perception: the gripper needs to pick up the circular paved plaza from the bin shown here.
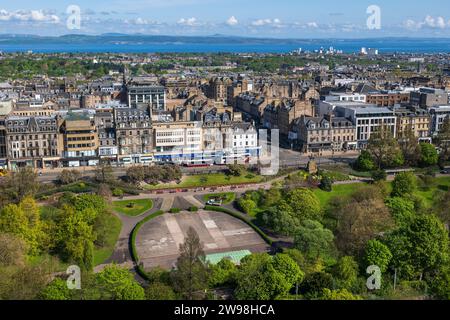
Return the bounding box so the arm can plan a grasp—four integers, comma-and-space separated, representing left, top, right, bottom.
135, 210, 269, 270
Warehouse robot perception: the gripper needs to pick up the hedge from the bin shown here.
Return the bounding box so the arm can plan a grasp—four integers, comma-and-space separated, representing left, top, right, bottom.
36, 182, 96, 198
204, 205, 273, 245
130, 210, 164, 281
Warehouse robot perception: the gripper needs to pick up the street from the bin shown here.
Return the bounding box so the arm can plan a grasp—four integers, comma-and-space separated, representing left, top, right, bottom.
36, 148, 360, 183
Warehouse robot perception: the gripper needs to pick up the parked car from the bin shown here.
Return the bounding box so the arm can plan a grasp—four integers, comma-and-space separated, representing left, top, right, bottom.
206, 199, 222, 206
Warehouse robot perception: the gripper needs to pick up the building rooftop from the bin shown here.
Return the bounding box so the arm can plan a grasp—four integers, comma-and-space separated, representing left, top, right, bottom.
205, 250, 252, 266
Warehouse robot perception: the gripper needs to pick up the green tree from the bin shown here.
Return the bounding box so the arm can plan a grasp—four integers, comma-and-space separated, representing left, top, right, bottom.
95, 163, 115, 184
319, 176, 333, 192
237, 198, 256, 215
95, 265, 145, 300
171, 227, 209, 300
272, 253, 305, 287
145, 282, 177, 300
367, 126, 404, 169
98, 184, 112, 203
261, 188, 282, 207
209, 258, 238, 288
371, 169, 387, 182
2, 167, 39, 202
235, 253, 302, 300
333, 256, 359, 290
0, 200, 40, 255
285, 188, 322, 222
300, 272, 334, 299
355, 150, 375, 171
262, 201, 300, 236
56, 205, 96, 270
294, 220, 334, 260
385, 197, 415, 226
0, 233, 28, 267
419, 143, 438, 167
364, 239, 393, 273
320, 288, 362, 300
58, 169, 81, 185
398, 128, 420, 166
387, 215, 449, 280
227, 164, 246, 177
126, 166, 146, 183
435, 190, 450, 226
73, 194, 106, 216
429, 265, 450, 300
391, 172, 417, 198
0, 263, 53, 300
436, 117, 450, 162
331, 186, 394, 255
39, 278, 71, 300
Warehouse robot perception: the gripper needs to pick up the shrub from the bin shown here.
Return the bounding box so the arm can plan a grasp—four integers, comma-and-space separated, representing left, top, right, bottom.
419, 143, 438, 167
112, 188, 124, 197
58, 169, 81, 185
371, 169, 387, 182
237, 198, 256, 214
227, 164, 246, 177
169, 208, 181, 214
319, 176, 333, 192
189, 206, 199, 212
355, 150, 375, 171
391, 172, 417, 198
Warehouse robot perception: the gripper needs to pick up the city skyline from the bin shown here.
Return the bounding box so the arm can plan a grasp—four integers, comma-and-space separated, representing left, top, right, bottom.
0, 0, 450, 38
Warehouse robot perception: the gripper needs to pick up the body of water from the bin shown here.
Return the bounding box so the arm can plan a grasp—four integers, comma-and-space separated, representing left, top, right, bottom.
0, 39, 449, 54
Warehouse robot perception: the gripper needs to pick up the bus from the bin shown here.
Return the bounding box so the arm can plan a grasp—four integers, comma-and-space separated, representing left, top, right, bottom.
182, 158, 214, 167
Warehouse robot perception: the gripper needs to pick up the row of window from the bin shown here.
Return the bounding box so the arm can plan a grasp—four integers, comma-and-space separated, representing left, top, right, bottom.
67, 143, 96, 149
11, 149, 58, 158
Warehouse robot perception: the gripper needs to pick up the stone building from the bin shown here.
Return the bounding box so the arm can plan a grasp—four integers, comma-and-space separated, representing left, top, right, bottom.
206, 77, 233, 103
114, 108, 152, 165
5, 115, 62, 169
395, 107, 431, 142
293, 114, 357, 153
61, 117, 99, 167
94, 112, 118, 159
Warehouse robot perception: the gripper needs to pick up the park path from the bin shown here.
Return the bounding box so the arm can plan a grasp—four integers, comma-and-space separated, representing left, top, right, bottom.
93, 198, 163, 273
93, 172, 375, 274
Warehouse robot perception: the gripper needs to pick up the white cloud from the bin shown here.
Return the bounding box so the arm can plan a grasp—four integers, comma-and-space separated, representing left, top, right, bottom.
226, 16, 238, 26
306, 22, 318, 28
251, 18, 282, 27
0, 9, 60, 23
404, 15, 450, 30
251, 19, 272, 26
177, 17, 200, 26
133, 17, 159, 25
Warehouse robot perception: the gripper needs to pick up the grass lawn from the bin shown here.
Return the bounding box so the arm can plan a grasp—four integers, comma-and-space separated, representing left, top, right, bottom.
314, 183, 364, 209
203, 192, 236, 204
112, 199, 153, 216
414, 176, 450, 209
93, 213, 122, 266
28, 253, 69, 272
313, 176, 450, 211
145, 172, 262, 190
320, 164, 373, 178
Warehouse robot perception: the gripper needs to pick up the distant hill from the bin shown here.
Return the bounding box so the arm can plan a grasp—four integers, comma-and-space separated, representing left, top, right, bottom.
0, 34, 449, 46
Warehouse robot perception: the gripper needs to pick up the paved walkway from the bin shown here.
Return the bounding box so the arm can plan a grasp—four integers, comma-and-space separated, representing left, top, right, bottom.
160, 197, 174, 212
184, 195, 204, 208
94, 198, 163, 273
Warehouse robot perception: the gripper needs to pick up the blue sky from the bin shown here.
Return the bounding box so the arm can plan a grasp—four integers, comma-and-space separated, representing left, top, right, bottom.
1, 0, 450, 37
